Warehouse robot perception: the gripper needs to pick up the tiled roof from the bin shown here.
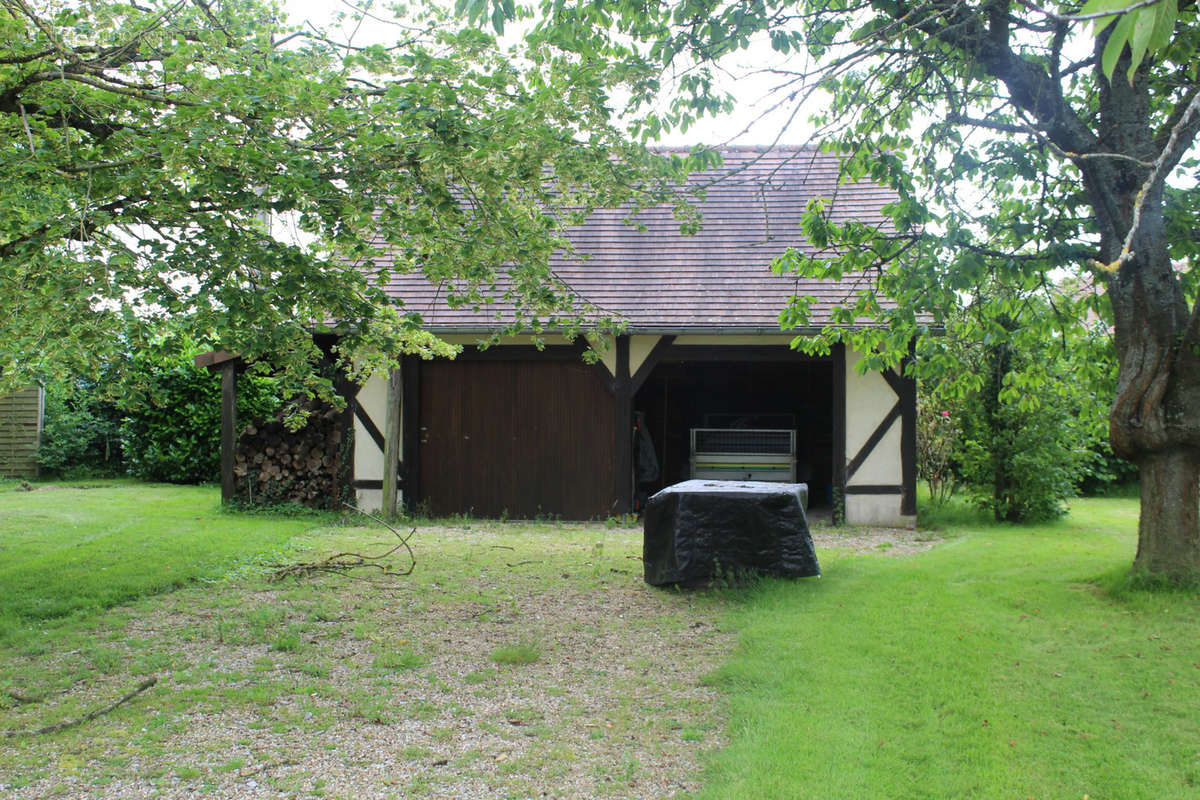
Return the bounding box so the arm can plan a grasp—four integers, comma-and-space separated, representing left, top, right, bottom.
370, 146, 898, 332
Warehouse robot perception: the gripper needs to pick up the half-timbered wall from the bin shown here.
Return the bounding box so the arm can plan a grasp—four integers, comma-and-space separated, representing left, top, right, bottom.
843, 348, 917, 525
350, 336, 917, 525
352, 371, 390, 511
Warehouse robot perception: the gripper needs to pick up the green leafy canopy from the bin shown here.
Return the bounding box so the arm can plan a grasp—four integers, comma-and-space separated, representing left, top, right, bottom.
0, 0, 685, 403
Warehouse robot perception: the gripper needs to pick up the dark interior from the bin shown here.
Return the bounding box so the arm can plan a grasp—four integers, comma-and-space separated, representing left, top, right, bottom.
633, 359, 834, 511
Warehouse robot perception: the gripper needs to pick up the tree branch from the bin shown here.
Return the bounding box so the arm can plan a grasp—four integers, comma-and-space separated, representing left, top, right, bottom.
1100, 91, 1200, 272
1156, 86, 1200, 154
1018, 0, 1167, 23
0, 47, 56, 64
19, 71, 199, 105
2, 677, 157, 738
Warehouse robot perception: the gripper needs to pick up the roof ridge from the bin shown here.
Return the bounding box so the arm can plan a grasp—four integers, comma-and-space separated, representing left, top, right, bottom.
651, 144, 826, 154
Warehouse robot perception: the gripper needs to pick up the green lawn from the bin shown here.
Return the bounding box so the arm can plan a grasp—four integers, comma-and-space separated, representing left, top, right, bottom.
701, 497, 1200, 799
0, 480, 316, 643
1, 481, 1195, 798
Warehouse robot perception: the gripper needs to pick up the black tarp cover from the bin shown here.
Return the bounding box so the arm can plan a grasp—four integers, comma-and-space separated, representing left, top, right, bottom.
643, 480, 820, 585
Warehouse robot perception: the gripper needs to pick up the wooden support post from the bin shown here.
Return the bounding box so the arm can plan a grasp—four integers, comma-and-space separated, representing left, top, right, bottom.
612, 335, 633, 515
220, 361, 237, 505
401, 356, 421, 512
832, 342, 847, 525
382, 367, 402, 519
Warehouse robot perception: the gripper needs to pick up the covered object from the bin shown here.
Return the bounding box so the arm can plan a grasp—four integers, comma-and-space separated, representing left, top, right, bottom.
643, 480, 820, 585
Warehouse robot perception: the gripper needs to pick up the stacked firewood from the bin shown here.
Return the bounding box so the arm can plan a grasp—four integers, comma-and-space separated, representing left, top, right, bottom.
233, 401, 352, 509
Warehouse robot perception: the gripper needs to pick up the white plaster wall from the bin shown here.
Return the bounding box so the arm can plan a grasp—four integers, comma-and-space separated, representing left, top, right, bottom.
594, 334, 661, 377
353, 371, 389, 511
598, 335, 616, 377
629, 335, 661, 376
356, 488, 383, 514
850, 423, 902, 485
844, 349, 896, 463
844, 348, 907, 526
847, 494, 914, 526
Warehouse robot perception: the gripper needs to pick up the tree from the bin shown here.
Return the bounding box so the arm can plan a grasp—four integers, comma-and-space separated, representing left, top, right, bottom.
0, 0, 682, 408
504, 0, 1200, 580
947, 295, 1104, 522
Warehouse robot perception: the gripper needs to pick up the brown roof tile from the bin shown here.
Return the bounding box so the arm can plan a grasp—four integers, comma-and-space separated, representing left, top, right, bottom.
371, 146, 898, 332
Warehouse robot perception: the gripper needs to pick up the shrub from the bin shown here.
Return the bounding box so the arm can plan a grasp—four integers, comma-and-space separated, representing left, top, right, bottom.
916, 397, 958, 508
954, 344, 1099, 523
37, 379, 123, 478
120, 348, 280, 484
1077, 440, 1139, 496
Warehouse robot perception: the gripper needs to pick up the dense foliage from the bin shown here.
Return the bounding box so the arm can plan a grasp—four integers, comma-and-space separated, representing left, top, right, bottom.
119, 353, 279, 484
37, 377, 123, 478
955, 355, 1098, 523
0, 0, 683, 406
38, 343, 279, 484
920, 336, 1128, 520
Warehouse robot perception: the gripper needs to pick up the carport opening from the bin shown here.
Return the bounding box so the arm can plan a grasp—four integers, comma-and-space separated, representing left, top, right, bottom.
633, 358, 834, 513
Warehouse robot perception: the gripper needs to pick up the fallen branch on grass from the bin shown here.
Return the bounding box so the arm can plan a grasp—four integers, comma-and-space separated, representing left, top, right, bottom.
2, 688, 44, 705
2, 677, 157, 738
266, 502, 416, 582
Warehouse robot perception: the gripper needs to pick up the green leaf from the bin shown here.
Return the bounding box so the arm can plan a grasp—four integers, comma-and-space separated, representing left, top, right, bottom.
1148, 0, 1177, 54
1101, 11, 1136, 82
1082, 0, 1140, 33
1126, 5, 1158, 81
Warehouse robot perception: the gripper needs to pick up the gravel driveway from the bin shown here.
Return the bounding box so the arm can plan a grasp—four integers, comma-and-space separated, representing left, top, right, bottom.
1, 519, 936, 799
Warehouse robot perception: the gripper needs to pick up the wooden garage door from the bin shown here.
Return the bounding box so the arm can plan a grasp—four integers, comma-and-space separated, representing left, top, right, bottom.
418, 359, 616, 519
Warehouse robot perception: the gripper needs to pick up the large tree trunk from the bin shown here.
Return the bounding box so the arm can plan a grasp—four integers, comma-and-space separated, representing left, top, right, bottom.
1133, 448, 1200, 577
1103, 187, 1200, 581
1084, 38, 1200, 581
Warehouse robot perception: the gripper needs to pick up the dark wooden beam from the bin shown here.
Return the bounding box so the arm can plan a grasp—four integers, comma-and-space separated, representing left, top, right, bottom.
660, 345, 826, 363
845, 401, 902, 482
382, 368, 402, 518
401, 356, 421, 512
832, 342, 846, 525
630, 335, 676, 395
219, 361, 237, 505
879, 365, 906, 398
334, 370, 359, 507
353, 401, 386, 452
195, 350, 241, 371
612, 335, 633, 515
450, 344, 589, 361
844, 484, 903, 495
899, 350, 918, 516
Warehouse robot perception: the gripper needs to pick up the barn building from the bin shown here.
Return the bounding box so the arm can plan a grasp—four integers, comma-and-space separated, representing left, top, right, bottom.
348, 147, 918, 525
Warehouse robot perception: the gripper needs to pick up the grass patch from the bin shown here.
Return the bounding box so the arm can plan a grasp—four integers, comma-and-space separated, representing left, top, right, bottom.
490, 642, 541, 666
0, 482, 317, 643
373, 647, 428, 672
699, 496, 1200, 799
